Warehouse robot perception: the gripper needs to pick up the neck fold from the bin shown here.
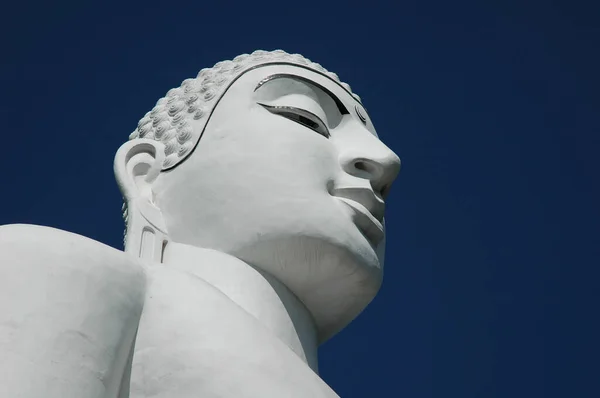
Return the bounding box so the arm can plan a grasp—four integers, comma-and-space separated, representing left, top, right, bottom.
162, 242, 319, 373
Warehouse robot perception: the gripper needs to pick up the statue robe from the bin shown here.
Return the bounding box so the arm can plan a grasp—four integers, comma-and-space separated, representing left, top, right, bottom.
0, 224, 339, 398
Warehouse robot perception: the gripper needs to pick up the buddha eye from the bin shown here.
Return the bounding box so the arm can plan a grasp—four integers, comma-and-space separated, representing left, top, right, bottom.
258, 103, 330, 138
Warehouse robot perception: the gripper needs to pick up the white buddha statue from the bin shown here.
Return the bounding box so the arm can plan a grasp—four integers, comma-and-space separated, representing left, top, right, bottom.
0, 50, 400, 398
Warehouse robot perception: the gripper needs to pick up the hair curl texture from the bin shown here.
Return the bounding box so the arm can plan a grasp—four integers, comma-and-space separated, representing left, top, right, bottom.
128, 49, 361, 170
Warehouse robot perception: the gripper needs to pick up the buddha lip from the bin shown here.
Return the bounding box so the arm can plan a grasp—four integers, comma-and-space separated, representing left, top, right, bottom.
335, 196, 385, 246
332, 187, 385, 223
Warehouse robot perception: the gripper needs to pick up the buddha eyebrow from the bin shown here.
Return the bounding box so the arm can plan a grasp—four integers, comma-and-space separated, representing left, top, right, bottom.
254, 73, 349, 115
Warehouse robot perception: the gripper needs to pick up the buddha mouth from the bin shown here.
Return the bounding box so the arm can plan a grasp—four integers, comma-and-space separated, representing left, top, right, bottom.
333, 187, 385, 246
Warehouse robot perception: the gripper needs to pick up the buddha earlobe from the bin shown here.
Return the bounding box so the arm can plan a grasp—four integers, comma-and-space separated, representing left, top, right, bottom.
114, 139, 169, 262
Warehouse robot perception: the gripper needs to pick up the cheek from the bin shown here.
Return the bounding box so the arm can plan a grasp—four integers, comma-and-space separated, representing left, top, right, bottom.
230, 117, 339, 191
278, 138, 338, 188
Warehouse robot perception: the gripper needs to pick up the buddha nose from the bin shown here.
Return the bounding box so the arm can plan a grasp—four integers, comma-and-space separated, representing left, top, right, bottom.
339, 136, 401, 198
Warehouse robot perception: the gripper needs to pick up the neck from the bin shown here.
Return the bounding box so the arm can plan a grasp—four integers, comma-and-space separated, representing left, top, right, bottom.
161, 241, 319, 373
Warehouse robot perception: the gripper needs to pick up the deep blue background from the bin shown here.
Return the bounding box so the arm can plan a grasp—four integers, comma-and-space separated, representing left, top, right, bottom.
1, 1, 599, 396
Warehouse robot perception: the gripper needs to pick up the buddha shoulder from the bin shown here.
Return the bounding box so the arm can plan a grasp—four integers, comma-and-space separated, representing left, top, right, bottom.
0, 223, 144, 285
0, 224, 145, 397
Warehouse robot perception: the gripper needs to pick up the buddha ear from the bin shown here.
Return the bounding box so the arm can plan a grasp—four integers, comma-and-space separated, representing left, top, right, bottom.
114, 139, 169, 261
114, 139, 164, 204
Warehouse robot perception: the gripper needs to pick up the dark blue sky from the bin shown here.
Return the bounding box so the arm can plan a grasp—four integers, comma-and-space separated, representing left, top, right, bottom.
1, 1, 599, 397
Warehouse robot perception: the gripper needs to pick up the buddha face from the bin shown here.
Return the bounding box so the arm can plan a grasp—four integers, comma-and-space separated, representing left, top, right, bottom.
152, 64, 400, 340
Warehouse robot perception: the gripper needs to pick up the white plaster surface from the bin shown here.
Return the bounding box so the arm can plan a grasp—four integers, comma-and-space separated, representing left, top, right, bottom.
0, 224, 145, 398
0, 50, 400, 397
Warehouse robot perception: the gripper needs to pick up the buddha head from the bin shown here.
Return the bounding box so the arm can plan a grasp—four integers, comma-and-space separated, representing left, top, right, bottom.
114, 50, 401, 341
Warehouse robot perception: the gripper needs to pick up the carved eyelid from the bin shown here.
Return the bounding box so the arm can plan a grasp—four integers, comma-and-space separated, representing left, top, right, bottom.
258, 103, 330, 137
254, 73, 349, 115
